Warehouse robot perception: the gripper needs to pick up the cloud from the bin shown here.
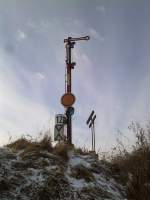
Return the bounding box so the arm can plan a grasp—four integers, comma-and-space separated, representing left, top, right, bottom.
0, 50, 53, 146
89, 28, 104, 43
16, 29, 27, 41
71, 48, 136, 151
96, 5, 105, 13
127, 74, 150, 122
73, 19, 84, 28
35, 72, 46, 80
27, 19, 53, 35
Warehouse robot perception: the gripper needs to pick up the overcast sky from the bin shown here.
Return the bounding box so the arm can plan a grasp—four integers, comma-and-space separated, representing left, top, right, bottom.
0, 0, 150, 151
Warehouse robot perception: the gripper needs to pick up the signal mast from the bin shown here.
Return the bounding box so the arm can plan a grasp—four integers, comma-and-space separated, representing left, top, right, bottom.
61, 36, 90, 144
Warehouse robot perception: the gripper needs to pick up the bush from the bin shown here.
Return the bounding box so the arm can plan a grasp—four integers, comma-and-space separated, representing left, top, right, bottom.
111, 122, 150, 200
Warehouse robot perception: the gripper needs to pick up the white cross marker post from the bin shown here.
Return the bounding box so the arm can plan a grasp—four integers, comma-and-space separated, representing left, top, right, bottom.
86, 110, 96, 152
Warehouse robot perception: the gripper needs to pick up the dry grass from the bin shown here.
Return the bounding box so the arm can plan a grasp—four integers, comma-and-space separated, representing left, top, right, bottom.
71, 164, 95, 182
7, 138, 31, 151
7, 135, 52, 160
7, 135, 86, 162
74, 147, 90, 155
53, 143, 74, 161
38, 135, 52, 152
111, 122, 150, 200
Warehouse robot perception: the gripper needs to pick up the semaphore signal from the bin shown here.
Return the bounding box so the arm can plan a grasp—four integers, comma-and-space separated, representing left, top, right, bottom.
54, 35, 90, 145
61, 36, 90, 144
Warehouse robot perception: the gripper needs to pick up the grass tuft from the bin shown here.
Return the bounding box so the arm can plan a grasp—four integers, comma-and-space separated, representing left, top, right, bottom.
71, 164, 95, 182
53, 143, 72, 161
7, 135, 52, 160
7, 138, 31, 151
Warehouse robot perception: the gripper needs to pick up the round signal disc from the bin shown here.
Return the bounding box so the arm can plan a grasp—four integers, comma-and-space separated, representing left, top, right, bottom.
61, 93, 76, 107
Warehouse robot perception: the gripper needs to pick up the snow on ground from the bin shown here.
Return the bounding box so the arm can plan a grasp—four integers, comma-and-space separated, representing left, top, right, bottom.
65, 151, 126, 199
0, 147, 127, 200
69, 154, 91, 168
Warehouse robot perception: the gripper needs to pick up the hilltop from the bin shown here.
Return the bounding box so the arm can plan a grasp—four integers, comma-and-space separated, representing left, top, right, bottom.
0, 136, 126, 200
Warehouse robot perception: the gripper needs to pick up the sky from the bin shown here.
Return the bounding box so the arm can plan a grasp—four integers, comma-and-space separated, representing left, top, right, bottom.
0, 0, 150, 151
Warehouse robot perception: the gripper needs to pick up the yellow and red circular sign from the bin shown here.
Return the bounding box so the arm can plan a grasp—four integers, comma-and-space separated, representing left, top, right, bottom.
61, 93, 76, 107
